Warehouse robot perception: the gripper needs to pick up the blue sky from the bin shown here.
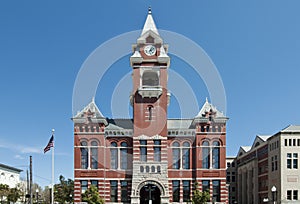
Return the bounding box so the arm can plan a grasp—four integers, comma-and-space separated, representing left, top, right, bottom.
0, 1, 300, 188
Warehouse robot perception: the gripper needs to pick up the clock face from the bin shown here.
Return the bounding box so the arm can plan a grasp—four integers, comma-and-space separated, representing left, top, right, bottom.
144, 45, 156, 56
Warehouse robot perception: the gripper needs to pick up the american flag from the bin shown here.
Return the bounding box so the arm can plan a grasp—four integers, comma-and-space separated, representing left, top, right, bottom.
44, 135, 54, 153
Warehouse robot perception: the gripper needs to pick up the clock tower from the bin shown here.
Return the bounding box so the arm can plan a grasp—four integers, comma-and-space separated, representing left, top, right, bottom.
129, 8, 171, 204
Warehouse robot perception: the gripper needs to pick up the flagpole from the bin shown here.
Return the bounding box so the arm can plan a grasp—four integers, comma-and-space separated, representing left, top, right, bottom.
51, 129, 55, 204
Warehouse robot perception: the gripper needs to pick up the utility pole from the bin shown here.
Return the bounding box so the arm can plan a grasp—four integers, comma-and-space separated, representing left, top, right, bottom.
30, 156, 33, 204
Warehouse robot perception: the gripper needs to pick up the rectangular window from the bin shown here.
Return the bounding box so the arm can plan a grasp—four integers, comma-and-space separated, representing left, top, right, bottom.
287, 153, 292, 169
294, 153, 298, 169
182, 148, 190, 169
298, 139, 300, 146
212, 180, 220, 202
294, 139, 296, 146
293, 190, 298, 200
287, 190, 292, 200
172, 181, 180, 202
154, 140, 161, 162
110, 181, 118, 202
232, 187, 236, 192
140, 140, 147, 162
183, 181, 190, 202
81, 180, 88, 193
111, 148, 118, 169
289, 139, 292, 146
227, 162, 231, 167
121, 181, 128, 202
285, 139, 288, 146
232, 176, 236, 182
91, 180, 98, 189
275, 155, 278, 171
287, 153, 298, 169
202, 180, 210, 193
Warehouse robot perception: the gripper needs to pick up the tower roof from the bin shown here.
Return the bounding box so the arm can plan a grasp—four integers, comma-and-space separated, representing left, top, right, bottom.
195, 98, 226, 118
141, 7, 159, 36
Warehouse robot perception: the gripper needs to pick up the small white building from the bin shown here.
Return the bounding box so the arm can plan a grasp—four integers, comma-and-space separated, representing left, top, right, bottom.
0, 163, 22, 188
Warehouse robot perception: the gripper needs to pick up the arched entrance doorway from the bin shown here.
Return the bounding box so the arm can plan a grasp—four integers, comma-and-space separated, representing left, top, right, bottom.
140, 184, 161, 204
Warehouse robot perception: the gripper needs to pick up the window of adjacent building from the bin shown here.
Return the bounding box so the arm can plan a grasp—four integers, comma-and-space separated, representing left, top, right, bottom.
172, 181, 180, 202
202, 180, 210, 193
120, 142, 128, 169
182, 142, 190, 169
227, 162, 231, 167
275, 155, 278, 170
226, 172, 230, 182
212, 180, 220, 202
80, 141, 88, 169
298, 139, 300, 146
183, 181, 190, 202
212, 141, 220, 169
293, 190, 298, 200
287, 190, 292, 200
154, 140, 161, 162
91, 141, 98, 169
289, 139, 292, 146
202, 141, 210, 169
232, 187, 236, 192
232, 162, 235, 167
121, 181, 128, 202
110, 181, 118, 202
91, 180, 98, 189
111, 142, 118, 169
285, 139, 288, 146
232, 175, 236, 182
81, 180, 88, 193
140, 140, 147, 162
287, 153, 298, 169
172, 142, 180, 169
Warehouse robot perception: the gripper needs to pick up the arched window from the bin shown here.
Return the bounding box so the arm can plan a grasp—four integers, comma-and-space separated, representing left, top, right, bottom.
120, 142, 128, 169
172, 142, 180, 169
182, 142, 190, 169
212, 141, 220, 169
202, 141, 210, 169
110, 142, 118, 169
142, 71, 159, 86
91, 141, 98, 169
80, 141, 88, 169
148, 106, 153, 121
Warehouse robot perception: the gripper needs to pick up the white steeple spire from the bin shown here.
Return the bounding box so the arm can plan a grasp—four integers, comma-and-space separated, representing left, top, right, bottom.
141, 7, 159, 36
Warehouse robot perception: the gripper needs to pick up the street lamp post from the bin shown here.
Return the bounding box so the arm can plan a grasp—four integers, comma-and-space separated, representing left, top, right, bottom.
271, 186, 277, 204
35, 189, 39, 204
145, 185, 156, 204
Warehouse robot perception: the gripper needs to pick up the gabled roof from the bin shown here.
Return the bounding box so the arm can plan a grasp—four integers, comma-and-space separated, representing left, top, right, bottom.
141, 7, 159, 36
237, 146, 251, 157
195, 98, 226, 118
280, 125, 300, 133
251, 135, 271, 149
73, 99, 105, 119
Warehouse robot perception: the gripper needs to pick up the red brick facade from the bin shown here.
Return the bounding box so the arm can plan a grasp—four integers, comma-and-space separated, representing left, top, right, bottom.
73, 9, 228, 204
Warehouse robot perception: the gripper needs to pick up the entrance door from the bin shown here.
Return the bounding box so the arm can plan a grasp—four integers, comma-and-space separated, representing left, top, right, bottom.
140, 184, 161, 204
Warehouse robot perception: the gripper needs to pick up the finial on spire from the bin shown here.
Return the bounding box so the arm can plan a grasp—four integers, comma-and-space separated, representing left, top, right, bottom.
148, 6, 152, 14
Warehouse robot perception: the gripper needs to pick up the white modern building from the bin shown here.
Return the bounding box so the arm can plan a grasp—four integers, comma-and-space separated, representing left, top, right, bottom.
0, 163, 22, 188
227, 125, 300, 204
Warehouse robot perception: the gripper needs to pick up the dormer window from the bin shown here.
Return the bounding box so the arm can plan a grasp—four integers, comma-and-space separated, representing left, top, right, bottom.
142, 71, 159, 86
146, 36, 154, 43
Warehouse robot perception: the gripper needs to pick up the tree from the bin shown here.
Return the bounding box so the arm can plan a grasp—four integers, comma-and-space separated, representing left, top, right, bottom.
192, 182, 210, 204
0, 184, 9, 203
81, 185, 104, 204
54, 175, 74, 204
7, 187, 22, 203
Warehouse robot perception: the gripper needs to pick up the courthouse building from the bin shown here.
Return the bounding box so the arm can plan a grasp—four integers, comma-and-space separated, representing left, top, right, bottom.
73, 9, 228, 204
